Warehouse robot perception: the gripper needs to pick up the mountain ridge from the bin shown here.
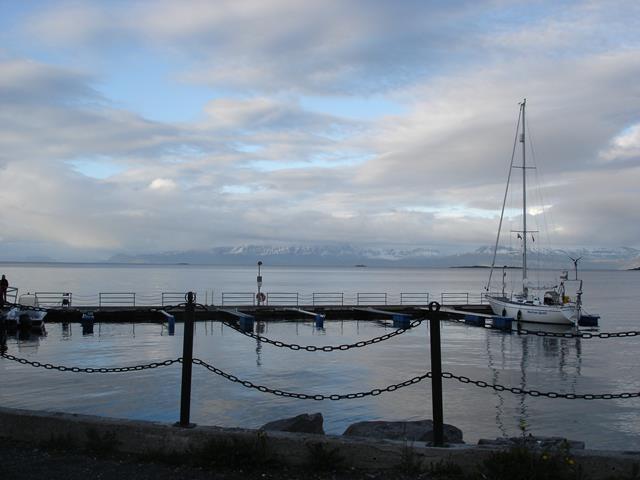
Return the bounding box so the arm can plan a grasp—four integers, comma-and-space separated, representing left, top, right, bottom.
107, 244, 640, 269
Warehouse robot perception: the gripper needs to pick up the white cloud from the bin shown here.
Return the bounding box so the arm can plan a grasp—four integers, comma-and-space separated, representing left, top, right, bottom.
599, 123, 640, 162
148, 178, 177, 191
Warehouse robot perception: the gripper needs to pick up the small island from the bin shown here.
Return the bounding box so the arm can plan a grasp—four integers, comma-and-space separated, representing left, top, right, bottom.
450, 265, 521, 269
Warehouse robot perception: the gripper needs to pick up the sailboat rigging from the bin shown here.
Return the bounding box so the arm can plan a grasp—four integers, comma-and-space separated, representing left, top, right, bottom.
485, 99, 585, 326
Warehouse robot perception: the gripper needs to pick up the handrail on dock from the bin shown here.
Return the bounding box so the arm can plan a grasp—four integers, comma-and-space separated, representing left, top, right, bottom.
5, 286, 19, 304
99, 292, 136, 307
221, 292, 255, 306
356, 292, 387, 306
312, 292, 344, 306
440, 292, 470, 305
162, 292, 188, 306
6, 287, 497, 308
266, 292, 299, 306
400, 292, 429, 305
34, 292, 73, 307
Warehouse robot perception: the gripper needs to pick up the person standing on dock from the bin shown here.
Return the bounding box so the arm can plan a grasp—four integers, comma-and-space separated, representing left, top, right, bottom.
0, 275, 8, 305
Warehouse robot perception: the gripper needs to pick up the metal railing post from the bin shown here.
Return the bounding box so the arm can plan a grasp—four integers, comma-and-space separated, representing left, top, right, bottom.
177, 291, 196, 428
428, 301, 444, 446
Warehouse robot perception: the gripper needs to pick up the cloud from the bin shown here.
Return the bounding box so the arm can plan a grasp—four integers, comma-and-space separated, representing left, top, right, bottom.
1, 1, 639, 260
148, 178, 177, 191
599, 123, 640, 163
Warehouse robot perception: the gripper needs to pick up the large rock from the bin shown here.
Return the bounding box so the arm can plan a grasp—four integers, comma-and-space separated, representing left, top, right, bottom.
478, 435, 585, 450
343, 420, 463, 444
260, 413, 324, 434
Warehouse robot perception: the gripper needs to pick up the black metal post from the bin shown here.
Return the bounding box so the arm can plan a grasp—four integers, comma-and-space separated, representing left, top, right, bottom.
0, 314, 7, 355
428, 301, 444, 446
177, 291, 196, 428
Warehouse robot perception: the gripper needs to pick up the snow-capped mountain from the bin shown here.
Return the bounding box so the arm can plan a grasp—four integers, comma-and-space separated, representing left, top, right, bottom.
107, 244, 640, 269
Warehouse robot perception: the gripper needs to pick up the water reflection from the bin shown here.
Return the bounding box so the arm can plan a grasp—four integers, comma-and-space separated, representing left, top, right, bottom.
485, 333, 507, 437
255, 321, 265, 366
2, 318, 638, 450
11, 330, 46, 353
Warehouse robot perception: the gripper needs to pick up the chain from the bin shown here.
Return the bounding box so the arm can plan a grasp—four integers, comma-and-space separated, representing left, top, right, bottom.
161, 302, 209, 311
0, 352, 181, 373
4, 349, 639, 401
441, 316, 640, 340
442, 371, 640, 400
517, 329, 640, 339
193, 358, 640, 401
192, 357, 429, 400
3, 302, 48, 312
220, 318, 424, 352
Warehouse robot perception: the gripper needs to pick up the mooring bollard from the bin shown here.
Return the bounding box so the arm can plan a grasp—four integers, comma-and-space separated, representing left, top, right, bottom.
81, 312, 94, 334
167, 313, 175, 335
428, 301, 444, 447
177, 292, 196, 428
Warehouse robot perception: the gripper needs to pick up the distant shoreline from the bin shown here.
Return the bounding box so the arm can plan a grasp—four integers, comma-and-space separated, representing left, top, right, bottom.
449, 265, 522, 269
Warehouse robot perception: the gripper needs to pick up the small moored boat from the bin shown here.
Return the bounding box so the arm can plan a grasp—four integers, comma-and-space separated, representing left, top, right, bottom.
5, 293, 47, 333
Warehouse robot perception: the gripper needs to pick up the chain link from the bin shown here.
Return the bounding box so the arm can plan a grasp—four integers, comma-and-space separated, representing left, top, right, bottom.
161, 302, 209, 311
3, 302, 49, 312
220, 318, 424, 352
440, 316, 640, 340
4, 350, 640, 401
517, 329, 640, 339
442, 371, 640, 400
192, 357, 430, 400
193, 359, 640, 401
0, 352, 181, 373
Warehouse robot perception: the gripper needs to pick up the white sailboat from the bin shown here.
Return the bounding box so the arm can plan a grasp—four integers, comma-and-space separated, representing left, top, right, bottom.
485, 100, 582, 326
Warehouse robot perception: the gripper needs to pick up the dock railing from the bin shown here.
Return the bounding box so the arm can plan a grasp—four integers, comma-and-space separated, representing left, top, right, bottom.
312, 292, 344, 306
162, 292, 188, 306
7, 287, 497, 308
266, 292, 299, 306
34, 292, 72, 308
4, 287, 18, 304
221, 292, 255, 306
98, 292, 136, 307
440, 292, 469, 305
356, 293, 387, 305
400, 292, 430, 305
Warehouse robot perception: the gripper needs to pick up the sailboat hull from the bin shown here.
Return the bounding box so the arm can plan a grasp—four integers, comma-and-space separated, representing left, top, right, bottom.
486, 296, 577, 325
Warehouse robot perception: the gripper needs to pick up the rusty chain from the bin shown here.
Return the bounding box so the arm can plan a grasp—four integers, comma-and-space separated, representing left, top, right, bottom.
219, 318, 424, 352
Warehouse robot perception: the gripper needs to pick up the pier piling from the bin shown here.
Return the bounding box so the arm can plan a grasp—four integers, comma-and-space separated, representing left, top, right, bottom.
428, 302, 444, 447
177, 292, 195, 428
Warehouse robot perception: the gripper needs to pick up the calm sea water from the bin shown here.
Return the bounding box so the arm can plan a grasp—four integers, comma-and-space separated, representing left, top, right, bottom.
1, 264, 639, 450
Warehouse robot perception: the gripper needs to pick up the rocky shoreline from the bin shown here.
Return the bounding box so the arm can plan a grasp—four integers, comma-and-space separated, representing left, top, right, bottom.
2, 407, 639, 479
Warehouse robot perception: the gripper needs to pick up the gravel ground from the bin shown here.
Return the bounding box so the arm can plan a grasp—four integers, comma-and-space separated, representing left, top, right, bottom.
0, 437, 446, 480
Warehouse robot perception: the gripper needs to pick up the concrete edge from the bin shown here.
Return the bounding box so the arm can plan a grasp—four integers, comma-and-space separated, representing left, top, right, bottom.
1, 407, 638, 478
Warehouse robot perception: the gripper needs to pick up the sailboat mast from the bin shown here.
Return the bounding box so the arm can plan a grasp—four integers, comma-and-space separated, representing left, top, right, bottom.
521, 99, 528, 290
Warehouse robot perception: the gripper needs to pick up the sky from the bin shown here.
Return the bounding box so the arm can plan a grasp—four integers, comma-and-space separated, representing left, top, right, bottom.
0, 0, 638, 261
